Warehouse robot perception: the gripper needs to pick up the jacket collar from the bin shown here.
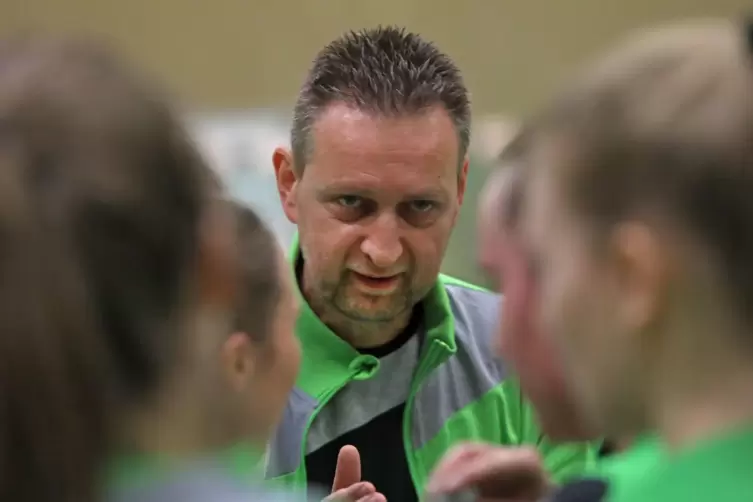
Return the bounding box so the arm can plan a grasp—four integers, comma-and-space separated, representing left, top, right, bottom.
290, 233, 456, 392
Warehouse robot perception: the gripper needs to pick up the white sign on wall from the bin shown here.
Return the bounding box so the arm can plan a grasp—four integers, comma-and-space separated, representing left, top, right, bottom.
187, 111, 296, 248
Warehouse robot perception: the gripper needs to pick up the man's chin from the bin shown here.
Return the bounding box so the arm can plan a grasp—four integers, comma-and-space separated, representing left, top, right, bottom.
334, 299, 406, 322
337, 306, 402, 322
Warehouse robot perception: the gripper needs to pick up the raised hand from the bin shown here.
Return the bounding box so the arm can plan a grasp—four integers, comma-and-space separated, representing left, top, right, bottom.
427, 443, 549, 502
324, 445, 386, 502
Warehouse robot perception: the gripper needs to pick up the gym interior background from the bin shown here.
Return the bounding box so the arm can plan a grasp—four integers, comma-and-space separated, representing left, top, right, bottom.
1, 0, 747, 285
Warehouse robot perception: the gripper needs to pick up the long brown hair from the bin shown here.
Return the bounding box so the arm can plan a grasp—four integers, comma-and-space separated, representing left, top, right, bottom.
0, 36, 213, 502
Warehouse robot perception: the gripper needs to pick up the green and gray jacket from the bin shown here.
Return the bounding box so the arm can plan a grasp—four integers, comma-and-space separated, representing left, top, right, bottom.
266, 242, 597, 495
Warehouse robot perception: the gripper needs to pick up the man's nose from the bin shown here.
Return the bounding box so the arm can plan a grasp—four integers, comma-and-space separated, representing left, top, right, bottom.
360, 214, 404, 269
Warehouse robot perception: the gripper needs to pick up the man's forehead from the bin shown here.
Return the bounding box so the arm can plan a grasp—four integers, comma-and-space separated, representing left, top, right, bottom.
310, 104, 460, 161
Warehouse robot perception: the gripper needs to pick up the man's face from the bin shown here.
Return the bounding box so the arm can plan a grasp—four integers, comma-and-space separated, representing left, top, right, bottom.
477, 177, 593, 440
275, 103, 467, 324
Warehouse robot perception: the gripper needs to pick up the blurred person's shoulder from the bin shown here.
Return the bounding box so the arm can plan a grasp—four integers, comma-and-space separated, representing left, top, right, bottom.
612, 427, 753, 502
596, 434, 662, 496
106, 468, 316, 502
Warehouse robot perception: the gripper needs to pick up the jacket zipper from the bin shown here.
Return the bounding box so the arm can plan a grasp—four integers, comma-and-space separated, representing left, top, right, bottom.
402, 340, 446, 499
296, 370, 362, 485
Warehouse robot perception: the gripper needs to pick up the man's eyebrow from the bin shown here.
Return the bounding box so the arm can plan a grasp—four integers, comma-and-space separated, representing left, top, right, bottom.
315, 183, 374, 197
404, 188, 448, 200
315, 184, 447, 200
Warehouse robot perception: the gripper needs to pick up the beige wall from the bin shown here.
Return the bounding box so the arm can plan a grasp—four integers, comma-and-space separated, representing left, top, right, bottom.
1, 0, 747, 113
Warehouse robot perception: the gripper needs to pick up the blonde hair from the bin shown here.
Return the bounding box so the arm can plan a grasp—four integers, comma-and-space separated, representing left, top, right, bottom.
535, 18, 753, 325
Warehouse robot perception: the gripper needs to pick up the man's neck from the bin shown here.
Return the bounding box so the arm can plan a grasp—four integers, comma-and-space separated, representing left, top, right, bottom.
654, 358, 753, 451
309, 296, 413, 349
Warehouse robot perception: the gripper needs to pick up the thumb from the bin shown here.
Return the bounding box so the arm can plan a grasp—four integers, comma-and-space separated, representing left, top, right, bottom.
332, 445, 361, 492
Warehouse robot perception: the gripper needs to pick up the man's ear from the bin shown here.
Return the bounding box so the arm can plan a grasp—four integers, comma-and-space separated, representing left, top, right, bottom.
273, 147, 299, 224
221, 332, 255, 392
610, 222, 669, 336
457, 156, 470, 206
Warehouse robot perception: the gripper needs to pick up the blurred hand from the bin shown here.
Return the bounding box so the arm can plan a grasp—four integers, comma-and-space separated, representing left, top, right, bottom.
426, 443, 549, 502
324, 445, 386, 502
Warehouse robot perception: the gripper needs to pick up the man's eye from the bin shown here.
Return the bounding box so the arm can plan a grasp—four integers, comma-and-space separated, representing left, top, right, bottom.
408, 200, 436, 213
336, 196, 363, 209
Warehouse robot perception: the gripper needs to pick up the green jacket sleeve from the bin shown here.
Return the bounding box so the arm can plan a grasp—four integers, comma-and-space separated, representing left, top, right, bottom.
535, 433, 599, 483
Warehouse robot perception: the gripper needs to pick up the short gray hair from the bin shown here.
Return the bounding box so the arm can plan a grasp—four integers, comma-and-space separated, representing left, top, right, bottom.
291, 26, 471, 172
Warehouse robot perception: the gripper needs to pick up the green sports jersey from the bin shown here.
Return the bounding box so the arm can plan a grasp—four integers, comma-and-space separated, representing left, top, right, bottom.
612, 426, 753, 502
106, 441, 264, 492
104, 443, 313, 502
599, 434, 662, 501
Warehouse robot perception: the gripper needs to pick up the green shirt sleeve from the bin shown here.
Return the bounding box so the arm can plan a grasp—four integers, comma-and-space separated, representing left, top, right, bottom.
597, 434, 662, 501
536, 434, 600, 483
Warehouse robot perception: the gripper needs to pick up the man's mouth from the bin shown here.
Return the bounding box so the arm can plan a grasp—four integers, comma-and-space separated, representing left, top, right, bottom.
350, 271, 402, 294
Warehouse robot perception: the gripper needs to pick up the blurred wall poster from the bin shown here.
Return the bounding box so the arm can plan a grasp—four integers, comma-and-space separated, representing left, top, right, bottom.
188, 111, 296, 248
